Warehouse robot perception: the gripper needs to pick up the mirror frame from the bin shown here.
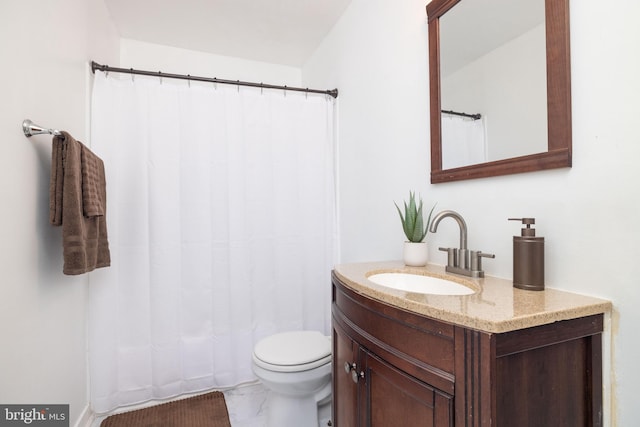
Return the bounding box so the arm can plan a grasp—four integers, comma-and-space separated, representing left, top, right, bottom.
427, 0, 572, 183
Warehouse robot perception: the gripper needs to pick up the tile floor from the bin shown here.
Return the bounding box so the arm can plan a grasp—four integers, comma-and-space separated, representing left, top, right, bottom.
223, 382, 269, 427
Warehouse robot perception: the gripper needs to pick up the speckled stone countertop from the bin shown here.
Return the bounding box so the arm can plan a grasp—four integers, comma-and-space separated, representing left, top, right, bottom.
333, 261, 612, 333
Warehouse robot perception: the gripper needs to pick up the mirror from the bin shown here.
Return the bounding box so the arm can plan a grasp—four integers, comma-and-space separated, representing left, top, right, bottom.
426, 0, 572, 183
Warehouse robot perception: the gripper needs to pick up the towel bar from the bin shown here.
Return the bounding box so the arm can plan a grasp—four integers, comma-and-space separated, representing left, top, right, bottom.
22, 119, 62, 137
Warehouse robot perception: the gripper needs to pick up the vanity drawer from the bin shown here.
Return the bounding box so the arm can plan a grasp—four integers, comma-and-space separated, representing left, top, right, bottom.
332, 273, 456, 392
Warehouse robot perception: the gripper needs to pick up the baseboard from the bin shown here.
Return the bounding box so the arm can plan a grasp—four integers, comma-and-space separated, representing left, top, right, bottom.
74, 404, 96, 427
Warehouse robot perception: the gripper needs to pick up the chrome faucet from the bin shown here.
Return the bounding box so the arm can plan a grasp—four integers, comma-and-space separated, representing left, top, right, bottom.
429, 210, 494, 278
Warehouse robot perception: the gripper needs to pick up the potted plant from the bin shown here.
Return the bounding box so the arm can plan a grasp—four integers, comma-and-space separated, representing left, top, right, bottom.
395, 191, 436, 266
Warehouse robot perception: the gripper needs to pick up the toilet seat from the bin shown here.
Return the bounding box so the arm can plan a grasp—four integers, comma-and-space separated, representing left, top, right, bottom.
253, 331, 331, 373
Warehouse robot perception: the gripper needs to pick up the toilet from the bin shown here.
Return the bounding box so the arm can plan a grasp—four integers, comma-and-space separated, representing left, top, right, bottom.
252, 330, 332, 427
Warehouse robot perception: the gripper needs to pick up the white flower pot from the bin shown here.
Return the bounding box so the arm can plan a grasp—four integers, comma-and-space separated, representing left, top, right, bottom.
403, 241, 429, 267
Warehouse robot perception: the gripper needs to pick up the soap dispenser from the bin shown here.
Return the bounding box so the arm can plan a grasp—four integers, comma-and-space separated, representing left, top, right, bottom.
509, 218, 544, 291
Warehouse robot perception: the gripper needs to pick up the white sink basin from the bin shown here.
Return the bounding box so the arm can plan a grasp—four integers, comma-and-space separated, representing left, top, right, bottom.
367, 272, 475, 295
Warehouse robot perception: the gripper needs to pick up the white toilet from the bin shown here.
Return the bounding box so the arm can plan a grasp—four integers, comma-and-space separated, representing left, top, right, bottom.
252, 330, 332, 427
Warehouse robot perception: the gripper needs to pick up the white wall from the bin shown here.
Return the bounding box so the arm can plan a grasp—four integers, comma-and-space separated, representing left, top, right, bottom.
303, 0, 640, 425
0, 0, 119, 424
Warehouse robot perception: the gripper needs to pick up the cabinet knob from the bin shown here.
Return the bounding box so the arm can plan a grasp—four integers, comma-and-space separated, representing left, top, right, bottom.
351, 369, 365, 384
344, 361, 356, 374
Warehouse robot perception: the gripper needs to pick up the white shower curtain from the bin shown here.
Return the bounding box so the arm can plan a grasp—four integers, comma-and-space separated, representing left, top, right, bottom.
88, 72, 337, 413
441, 114, 487, 169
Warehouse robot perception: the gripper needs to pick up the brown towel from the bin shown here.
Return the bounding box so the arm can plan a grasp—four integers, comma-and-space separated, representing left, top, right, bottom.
49, 139, 64, 225
49, 131, 111, 275
81, 145, 106, 217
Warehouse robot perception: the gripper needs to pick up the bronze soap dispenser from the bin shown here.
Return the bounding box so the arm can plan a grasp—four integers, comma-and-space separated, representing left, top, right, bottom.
509, 218, 544, 291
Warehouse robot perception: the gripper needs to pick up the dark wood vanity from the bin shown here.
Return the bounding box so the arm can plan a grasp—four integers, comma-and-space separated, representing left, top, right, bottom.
332, 269, 606, 426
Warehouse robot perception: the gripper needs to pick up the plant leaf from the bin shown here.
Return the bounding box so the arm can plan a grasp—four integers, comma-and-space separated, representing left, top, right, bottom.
412, 212, 425, 242
422, 202, 437, 241
394, 202, 410, 240
406, 208, 416, 237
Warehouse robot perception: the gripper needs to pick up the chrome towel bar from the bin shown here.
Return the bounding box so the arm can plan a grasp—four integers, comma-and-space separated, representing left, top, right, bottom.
22, 119, 62, 137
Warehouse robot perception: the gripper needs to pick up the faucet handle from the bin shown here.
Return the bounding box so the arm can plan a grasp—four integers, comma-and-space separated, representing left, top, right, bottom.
470, 250, 495, 276
477, 251, 495, 259
438, 247, 458, 268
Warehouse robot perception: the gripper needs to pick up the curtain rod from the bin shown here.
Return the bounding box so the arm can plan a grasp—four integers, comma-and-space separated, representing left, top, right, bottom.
91, 61, 339, 99
441, 109, 481, 120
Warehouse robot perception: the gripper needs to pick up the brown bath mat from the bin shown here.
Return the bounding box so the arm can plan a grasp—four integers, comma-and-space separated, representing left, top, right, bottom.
100, 391, 231, 427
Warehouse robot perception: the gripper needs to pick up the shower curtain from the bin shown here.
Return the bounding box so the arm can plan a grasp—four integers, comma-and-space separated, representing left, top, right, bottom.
441, 114, 487, 169
88, 72, 337, 413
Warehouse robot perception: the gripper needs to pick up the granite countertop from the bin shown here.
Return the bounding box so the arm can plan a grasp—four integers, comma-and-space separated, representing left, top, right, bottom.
333, 261, 612, 333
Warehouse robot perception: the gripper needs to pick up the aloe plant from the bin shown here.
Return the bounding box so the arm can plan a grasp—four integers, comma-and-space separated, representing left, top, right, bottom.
394, 192, 436, 243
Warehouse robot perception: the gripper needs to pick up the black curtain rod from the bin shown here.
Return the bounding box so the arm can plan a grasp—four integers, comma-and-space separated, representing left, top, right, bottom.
441, 109, 481, 120
90, 61, 339, 99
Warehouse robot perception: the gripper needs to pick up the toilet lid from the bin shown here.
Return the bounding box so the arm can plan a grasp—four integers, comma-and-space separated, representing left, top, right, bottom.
253, 331, 331, 367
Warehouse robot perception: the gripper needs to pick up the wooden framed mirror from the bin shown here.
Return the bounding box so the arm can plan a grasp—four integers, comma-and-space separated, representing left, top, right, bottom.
427, 0, 571, 183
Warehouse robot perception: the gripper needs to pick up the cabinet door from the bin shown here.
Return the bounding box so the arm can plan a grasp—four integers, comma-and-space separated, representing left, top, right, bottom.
333, 321, 359, 427
364, 351, 453, 427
